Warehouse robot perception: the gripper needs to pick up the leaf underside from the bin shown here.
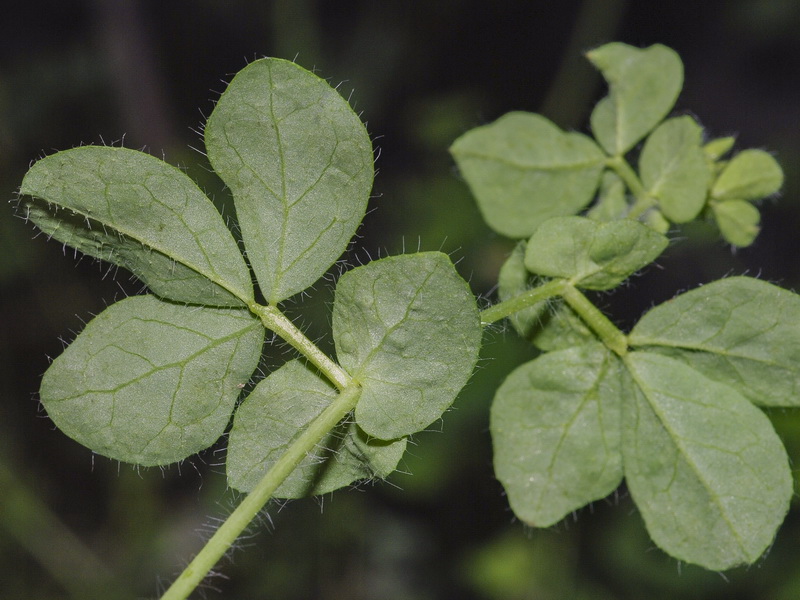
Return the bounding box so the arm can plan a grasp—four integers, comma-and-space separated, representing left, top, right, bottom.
40, 295, 264, 466
450, 112, 605, 238
491, 343, 624, 526
588, 43, 684, 156
227, 360, 406, 497
492, 342, 793, 570
712, 149, 783, 201
205, 58, 374, 304
630, 276, 800, 407
20, 146, 253, 306
623, 351, 792, 570
333, 252, 482, 440
639, 116, 710, 223
524, 216, 668, 290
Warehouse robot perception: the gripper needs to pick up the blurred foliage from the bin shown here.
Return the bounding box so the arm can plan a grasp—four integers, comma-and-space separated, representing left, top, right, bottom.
1, 1, 799, 598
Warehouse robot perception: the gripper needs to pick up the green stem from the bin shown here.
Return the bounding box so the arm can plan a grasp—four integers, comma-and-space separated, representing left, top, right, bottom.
163, 278, 618, 600
160, 383, 363, 600
606, 155, 645, 198
480, 275, 628, 357
250, 303, 350, 390
561, 284, 628, 356
480, 279, 567, 326
605, 155, 658, 219
627, 196, 658, 220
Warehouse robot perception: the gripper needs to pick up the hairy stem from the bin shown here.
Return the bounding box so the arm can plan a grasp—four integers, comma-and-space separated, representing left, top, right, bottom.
481, 278, 628, 356
250, 303, 350, 390
480, 279, 567, 326
605, 155, 660, 219
561, 284, 628, 356
160, 383, 363, 600
606, 155, 645, 198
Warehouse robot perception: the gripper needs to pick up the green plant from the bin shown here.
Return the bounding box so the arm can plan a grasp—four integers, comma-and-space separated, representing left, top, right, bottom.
451, 42, 790, 571
15, 42, 792, 598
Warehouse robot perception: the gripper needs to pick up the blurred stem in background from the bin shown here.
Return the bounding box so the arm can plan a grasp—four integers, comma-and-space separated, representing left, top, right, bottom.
0, 452, 125, 599
89, 0, 178, 150
539, 0, 629, 128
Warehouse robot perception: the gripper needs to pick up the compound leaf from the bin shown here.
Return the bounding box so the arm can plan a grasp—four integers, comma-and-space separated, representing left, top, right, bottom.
20, 147, 253, 306
630, 277, 800, 407
588, 43, 683, 156
40, 295, 264, 466
205, 58, 374, 304
711, 149, 783, 201
491, 343, 624, 526
622, 351, 792, 570
524, 216, 668, 290
639, 116, 711, 223
333, 252, 482, 439
449, 112, 605, 238
226, 360, 406, 497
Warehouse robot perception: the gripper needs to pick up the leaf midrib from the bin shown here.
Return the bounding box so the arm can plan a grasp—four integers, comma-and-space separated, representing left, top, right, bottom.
624, 354, 749, 556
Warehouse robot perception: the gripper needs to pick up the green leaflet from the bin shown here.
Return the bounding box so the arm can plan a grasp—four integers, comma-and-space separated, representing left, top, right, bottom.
711, 149, 783, 201
622, 351, 792, 570
40, 295, 264, 466
449, 112, 605, 238
588, 43, 683, 156
530, 304, 595, 352
711, 199, 761, 247
642, 208, 671, 234
524, 216, 668, 290
332, 252, 482, 440
20, 147, 253, 306
205, 58, 374, 304
639, 116, 711, 223
704, 136, 736, 161
587, 171, 628, 221
491, 343, 623, 526
226, 360, 406, 497
629, 277, 800, 407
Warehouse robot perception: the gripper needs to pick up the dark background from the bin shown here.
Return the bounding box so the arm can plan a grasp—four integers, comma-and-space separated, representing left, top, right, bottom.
2, 1, 800, 599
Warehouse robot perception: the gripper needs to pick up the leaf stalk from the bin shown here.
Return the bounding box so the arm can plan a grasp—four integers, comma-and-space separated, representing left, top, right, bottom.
250, 303, 351, 390
480, 279, 567, 326
605, 155, 658, 219
561, 284, 628, 356
160, 383, 363, 600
